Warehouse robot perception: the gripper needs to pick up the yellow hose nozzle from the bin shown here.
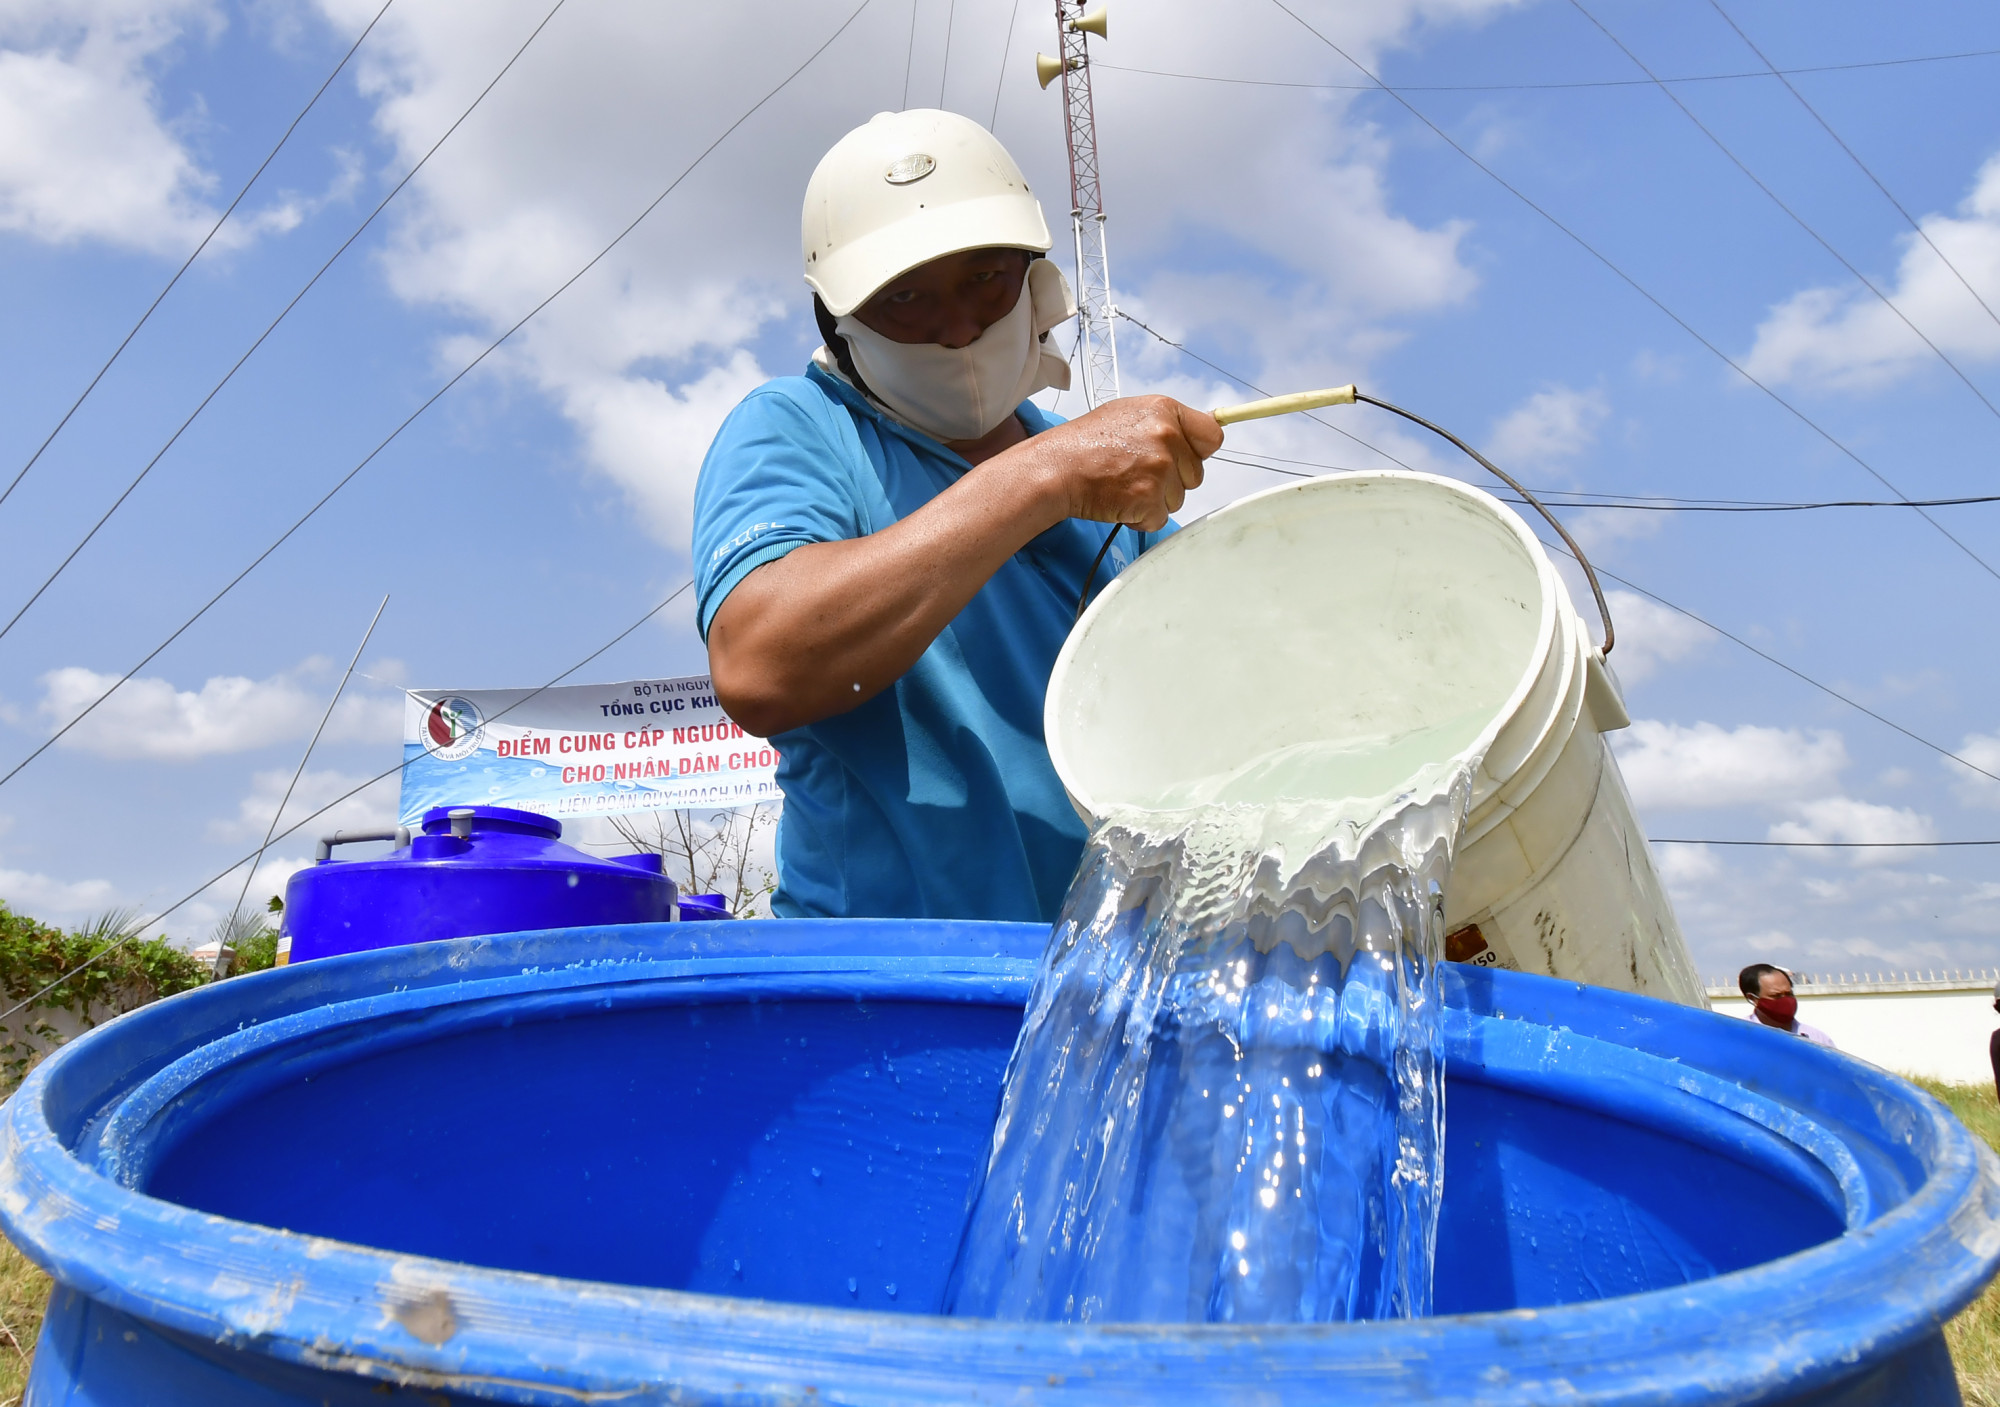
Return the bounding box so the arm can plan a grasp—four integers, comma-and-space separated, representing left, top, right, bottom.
1210, 385, 1357, 426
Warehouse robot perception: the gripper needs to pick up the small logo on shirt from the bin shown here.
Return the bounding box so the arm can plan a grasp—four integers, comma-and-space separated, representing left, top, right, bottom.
885, 153, 936, 185
713, 521, 790, 565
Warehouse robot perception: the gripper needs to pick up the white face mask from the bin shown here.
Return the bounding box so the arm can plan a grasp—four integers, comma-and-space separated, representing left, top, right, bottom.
831, 259, 1075, 443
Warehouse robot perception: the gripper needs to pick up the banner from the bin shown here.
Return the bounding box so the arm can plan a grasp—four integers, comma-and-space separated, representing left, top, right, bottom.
400, 675, 780, 827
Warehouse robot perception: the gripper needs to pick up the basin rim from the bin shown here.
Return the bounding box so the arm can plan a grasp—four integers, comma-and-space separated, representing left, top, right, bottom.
2, 919, 1996, 1405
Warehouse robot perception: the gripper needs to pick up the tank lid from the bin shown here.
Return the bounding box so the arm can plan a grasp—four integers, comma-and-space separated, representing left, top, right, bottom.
419, 805, 562, 839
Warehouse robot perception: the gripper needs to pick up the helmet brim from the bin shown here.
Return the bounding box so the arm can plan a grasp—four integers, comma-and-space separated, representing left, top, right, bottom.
805, 192, 1053, 318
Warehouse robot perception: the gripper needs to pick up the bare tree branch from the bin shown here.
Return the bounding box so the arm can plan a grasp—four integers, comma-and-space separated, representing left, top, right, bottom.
610, 805, 779, 916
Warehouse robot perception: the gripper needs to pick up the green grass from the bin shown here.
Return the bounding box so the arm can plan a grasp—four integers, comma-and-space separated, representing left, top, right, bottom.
1915, 1079, 2000, 1406
0, 1234, 43, 1405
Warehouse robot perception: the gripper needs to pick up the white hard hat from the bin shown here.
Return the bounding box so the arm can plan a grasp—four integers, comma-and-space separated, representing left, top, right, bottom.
802, 109, 1053, 318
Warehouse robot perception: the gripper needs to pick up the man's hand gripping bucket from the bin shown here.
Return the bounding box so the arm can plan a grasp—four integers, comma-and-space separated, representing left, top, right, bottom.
1046, 470, 1705, 1004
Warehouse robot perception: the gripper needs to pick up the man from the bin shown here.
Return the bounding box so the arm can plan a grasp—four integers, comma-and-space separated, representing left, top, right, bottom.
1989, 977, 1999, 1101
692, 110, 1222, 922
1738, 963, 1836, 1049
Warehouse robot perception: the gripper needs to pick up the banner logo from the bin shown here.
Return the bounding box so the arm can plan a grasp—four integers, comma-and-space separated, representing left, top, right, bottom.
424, 696, 485, 761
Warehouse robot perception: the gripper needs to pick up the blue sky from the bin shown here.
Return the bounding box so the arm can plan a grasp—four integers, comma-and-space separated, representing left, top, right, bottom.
2, 0, 1998, 981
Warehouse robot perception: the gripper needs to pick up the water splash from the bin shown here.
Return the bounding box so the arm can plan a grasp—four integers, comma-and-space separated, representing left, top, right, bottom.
946, 769, 1468, 1324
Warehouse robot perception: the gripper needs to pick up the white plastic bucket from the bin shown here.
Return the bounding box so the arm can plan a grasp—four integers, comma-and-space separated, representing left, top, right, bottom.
1046, 471, 1705, 1006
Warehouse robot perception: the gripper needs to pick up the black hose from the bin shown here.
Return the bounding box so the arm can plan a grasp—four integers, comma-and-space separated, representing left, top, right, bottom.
1354, 392, 1617, 656
1075, 523, 1124, 622
1066, 393, 1618, 656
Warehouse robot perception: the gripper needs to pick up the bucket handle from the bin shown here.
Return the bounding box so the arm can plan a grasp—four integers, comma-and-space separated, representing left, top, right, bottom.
1353, 393, 1616, 657
1074, 388, 1618, 654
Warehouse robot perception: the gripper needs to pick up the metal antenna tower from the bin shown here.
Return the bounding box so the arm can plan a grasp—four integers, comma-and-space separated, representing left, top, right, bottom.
1045, 3, 1118, 406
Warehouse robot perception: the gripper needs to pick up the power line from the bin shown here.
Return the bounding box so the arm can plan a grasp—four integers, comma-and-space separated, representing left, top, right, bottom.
1566, 0, 2000, 427
0, 0, 573, 651
227, 594, 389, 934
0, 0, 877, 799
903, 0, 919, 109
1653, 838, 1999, 847
1521, 493, 2000, 513
991, 0, 1023, 129
1547, 543, 2000, 789
1121, 302, 2000, 790
0, 0, 396, 518
1262, 0, 2000, 590
1209, 452, 2000, 512
1705, 0, 2000, 338
0, 581, 691, 1029
1123, 312, 2000, 516
939, 0, 956, 106
1094, 46, 2000, 94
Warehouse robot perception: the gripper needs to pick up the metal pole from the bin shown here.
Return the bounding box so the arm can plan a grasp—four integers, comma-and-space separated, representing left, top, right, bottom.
1053, 0, 1117, 407
223, 594, 389, 972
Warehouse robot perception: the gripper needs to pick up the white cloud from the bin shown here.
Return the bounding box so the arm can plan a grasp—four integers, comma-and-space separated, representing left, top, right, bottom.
302, 0, 1515, 552
1568, 503, 1669, 561
0, 2, 357, 255
1946, 729, 2000, 807
1735, 928, 1796, 955
0, 866, 120, 925
1599, 590, 1709, 684
1479, 385, 1631, 561
208, 766, 397, 844
1944, 882, 2000, 937
38, 659, 400, 760
233, 851, 314, 910
0, 1, 222, 253
169, 850, 316, 940
1743, 151, 2000, 392
1615, 719, 1848, 810
1485, 384, 1608, 472
1644, 816, 1980, 979
1767, 796, 1936, 866
1629, 348, 1683, 384
551, 350, 774, 543
1651, 841, 1718, 887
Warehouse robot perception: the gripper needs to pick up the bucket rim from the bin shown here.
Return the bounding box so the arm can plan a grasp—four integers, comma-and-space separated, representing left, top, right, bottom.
2, 921, 1994, 1405
1047, 469, 1565, 822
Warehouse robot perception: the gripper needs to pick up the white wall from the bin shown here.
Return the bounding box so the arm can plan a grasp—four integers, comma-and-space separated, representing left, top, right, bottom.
1719, 991, 1997, 1085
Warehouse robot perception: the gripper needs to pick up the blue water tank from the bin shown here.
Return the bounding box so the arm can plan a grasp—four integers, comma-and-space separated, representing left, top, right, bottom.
676, 893, 734, 921
282, 804, 675, 962
3, 920, 1995, 1404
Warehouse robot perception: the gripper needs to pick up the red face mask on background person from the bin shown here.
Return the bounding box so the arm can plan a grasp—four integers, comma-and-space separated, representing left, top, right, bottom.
1756, 993, 1798, 1024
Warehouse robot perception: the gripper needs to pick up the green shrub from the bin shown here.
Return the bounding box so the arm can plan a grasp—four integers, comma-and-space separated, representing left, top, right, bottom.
0, 903, 211, 1089
232, 927, 279, 974
0, 903, 207, 1011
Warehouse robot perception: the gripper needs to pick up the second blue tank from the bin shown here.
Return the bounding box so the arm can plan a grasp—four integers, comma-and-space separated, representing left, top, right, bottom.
282, 804, 675, 962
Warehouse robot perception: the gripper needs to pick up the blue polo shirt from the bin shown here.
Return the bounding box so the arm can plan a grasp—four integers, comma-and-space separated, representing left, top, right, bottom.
692, 363, 1166, 923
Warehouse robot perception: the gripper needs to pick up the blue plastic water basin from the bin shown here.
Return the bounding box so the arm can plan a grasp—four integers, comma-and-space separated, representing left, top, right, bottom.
2, 918, 1994, 1405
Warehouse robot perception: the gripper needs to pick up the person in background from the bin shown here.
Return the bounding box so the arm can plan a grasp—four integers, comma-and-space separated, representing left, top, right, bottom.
1989, 977, 1999, 1101
1738, 963, 1836, 1049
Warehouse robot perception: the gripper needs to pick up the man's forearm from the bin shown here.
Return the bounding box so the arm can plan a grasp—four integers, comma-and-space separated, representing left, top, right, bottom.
708, 457, 1065, 736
